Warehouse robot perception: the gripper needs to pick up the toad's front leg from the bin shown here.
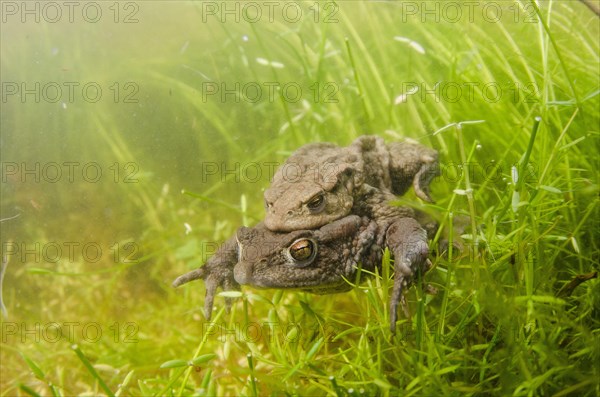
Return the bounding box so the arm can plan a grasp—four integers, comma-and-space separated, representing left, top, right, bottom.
172, 235, 240, 320
385, 217, 432, 334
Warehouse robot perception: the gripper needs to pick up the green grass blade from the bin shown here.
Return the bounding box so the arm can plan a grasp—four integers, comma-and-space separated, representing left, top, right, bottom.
71, 344, 115, 397
19, 384, 42, 397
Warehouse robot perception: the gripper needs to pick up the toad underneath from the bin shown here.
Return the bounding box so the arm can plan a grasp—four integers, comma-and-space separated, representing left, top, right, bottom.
173, 215, 430, 333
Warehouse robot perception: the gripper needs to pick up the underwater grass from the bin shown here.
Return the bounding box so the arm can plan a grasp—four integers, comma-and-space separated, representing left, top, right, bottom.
1, 1, 599, 396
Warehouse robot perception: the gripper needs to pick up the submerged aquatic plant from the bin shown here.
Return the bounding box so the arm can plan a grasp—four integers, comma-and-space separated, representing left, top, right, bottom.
1, 1, 598, 396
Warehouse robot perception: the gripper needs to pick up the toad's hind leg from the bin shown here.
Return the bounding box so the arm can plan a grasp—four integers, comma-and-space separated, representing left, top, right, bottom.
387, 141, 439, 202
385, 217, 432, 334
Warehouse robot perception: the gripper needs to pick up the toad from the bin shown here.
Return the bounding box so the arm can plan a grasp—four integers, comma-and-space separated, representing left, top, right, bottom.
173, 214, 431, 334
263, 135, 438, 232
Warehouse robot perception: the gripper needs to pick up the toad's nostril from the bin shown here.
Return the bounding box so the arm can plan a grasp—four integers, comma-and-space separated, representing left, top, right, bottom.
287, 210, 293, 216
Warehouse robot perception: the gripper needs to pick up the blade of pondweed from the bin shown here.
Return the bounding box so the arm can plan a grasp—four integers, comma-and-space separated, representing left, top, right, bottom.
114, 370, 134, 397
1, 253, 9, 320
537, 109, 578, 187
329, 376, 344, 397
19, 352, 45, 380
181, 189, 243, 213
191, 354, 218, 366
137, 379, 152, 396
18, 384, 42, 397
516, 116, 541, 192
159, 359, 188, 369
71, 344, 114, 397
340, 6, 390, 108
156, 367, 187, 397
174, 307, 225, 397
200, 368, 213, 391
528, 1, 580, 107
246, 353, 259, 397
436, 212, 454, 342
19, 352, 61, 397
344, 37, 372, 129
283, 337, 324, 382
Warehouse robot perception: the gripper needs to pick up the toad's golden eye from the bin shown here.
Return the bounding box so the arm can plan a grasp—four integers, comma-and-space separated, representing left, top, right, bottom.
288, 238, 317, 266
306, 193, 325, 213
289, 239, 313, 261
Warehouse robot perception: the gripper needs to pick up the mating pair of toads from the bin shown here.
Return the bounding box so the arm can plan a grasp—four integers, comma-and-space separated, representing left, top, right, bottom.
173, 135, 439, 333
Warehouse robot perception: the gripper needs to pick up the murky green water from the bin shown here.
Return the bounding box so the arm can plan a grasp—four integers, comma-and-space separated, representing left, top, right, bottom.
1, 1, 598, 395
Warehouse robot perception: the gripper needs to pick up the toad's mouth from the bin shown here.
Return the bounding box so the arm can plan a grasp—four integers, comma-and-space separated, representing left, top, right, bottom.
234, 266, 355, 294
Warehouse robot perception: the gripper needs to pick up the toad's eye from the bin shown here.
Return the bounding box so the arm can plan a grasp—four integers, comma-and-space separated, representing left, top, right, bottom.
306, 193, 325, 213
288, 238, 317, 267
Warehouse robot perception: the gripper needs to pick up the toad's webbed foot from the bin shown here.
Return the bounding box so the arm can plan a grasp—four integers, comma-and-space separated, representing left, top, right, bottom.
385, 217, 432, 334
172, 236, 240, 320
